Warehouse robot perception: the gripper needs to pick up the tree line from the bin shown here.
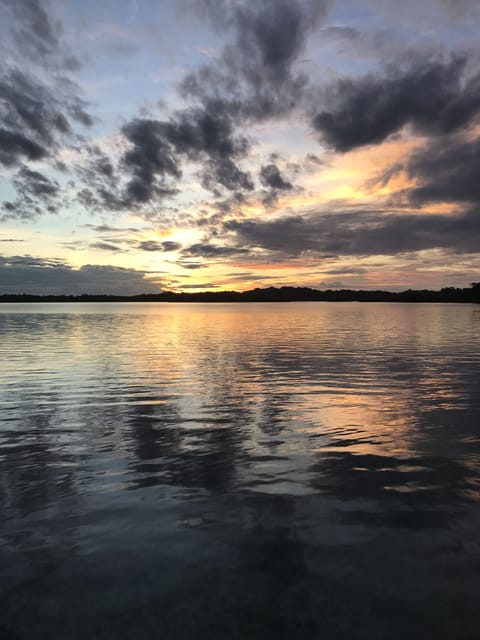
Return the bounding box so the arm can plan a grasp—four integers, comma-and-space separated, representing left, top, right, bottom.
1, 283, 479, 303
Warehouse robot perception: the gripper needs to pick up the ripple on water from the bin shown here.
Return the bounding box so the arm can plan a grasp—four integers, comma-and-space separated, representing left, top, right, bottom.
1, 302, 480, 639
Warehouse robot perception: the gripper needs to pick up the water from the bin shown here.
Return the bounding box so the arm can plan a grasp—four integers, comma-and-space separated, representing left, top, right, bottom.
1, 302, 479, 639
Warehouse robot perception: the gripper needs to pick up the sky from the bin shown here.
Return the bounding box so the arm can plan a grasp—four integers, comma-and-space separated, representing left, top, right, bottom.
1, 0, 480, 295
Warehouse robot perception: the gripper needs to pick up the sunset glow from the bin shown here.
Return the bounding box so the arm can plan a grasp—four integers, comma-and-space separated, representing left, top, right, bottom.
1, 0, 479, 294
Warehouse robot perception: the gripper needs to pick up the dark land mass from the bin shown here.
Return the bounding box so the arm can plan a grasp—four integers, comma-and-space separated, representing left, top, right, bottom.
1, 283, 479, 303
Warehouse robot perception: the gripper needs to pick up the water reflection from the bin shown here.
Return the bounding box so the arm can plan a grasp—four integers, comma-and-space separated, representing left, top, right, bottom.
1, 303, 480, 638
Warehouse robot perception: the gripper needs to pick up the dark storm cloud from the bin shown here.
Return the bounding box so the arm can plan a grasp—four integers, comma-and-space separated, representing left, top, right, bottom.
313, 55, 480, 151
0, 255, 162, 295
225, 207, 480, 257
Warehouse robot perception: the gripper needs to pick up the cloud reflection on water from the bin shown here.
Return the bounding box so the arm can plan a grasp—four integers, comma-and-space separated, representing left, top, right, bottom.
1, 302, 480, 638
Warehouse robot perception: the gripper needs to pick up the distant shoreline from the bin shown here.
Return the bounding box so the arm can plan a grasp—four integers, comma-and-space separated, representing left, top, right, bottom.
1, 284, 479, 304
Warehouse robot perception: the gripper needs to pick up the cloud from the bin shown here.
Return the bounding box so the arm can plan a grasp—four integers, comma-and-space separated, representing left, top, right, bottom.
14, 166, 59, 199
180, 282, 218, 289
259, 163, 293, 190
56, 0, 328, 215
183, 0, 332, 121
0, 70, 79, 166
83, 224, 141, 234
159, 106, 252, 192
182, 242, 249, 258
436, 0, 480, 18
1, 165, 62, 220
138, 240, 181, 252
89, 242, 122, 252
258, 162, 294, 206
0, 129, 47, 166
1, 0, 81, 69
0, 1, 93, 218
312, 55, 480, 151
225, 272, 270, 281
176, 262, 203, 270
225, 206, 480, 257
121, 118, 181, 204
406, 135, 480, 205
0, 255, 162, 295
94, 104, 253, 210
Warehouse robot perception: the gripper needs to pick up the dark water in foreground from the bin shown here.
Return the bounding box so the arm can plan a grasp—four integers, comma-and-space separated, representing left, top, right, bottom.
1, 302, 480, 639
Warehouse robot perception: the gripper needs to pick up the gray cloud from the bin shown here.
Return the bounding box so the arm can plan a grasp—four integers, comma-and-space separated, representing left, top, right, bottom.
406, 135, 480, 205
434, 0, 480, 19
1, 165, 61, 220
59, 0, 354, 215
0, 2, 92, 219
106, 0, 330, 210
14, 166, 59, 199
183, 242, 249, 258
0, 70, 76, 166
0, 255, 162, 295
259, 162, 293, 205
91, 103, 254, 212
1, 0, 81, 69
177, 262, 204, 270
162, 106, 253, 192
138, 240, 181, 252
89, 242, 122, 252
225, 206, 480, 257
313, 55, 480, 151
180, 282, 218, 289
0, 128, 47, 166
121, 118, 181, 205
183, 0, 332, 122
260, 163, 293, 190
83, 224, 141, 234
225, 272, 270, 281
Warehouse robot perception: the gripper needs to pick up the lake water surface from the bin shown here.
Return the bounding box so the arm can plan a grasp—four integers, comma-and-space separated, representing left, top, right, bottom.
1, 302, 480, 639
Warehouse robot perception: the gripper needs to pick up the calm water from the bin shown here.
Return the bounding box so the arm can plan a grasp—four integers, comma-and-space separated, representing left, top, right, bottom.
1, 302, 480, 639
